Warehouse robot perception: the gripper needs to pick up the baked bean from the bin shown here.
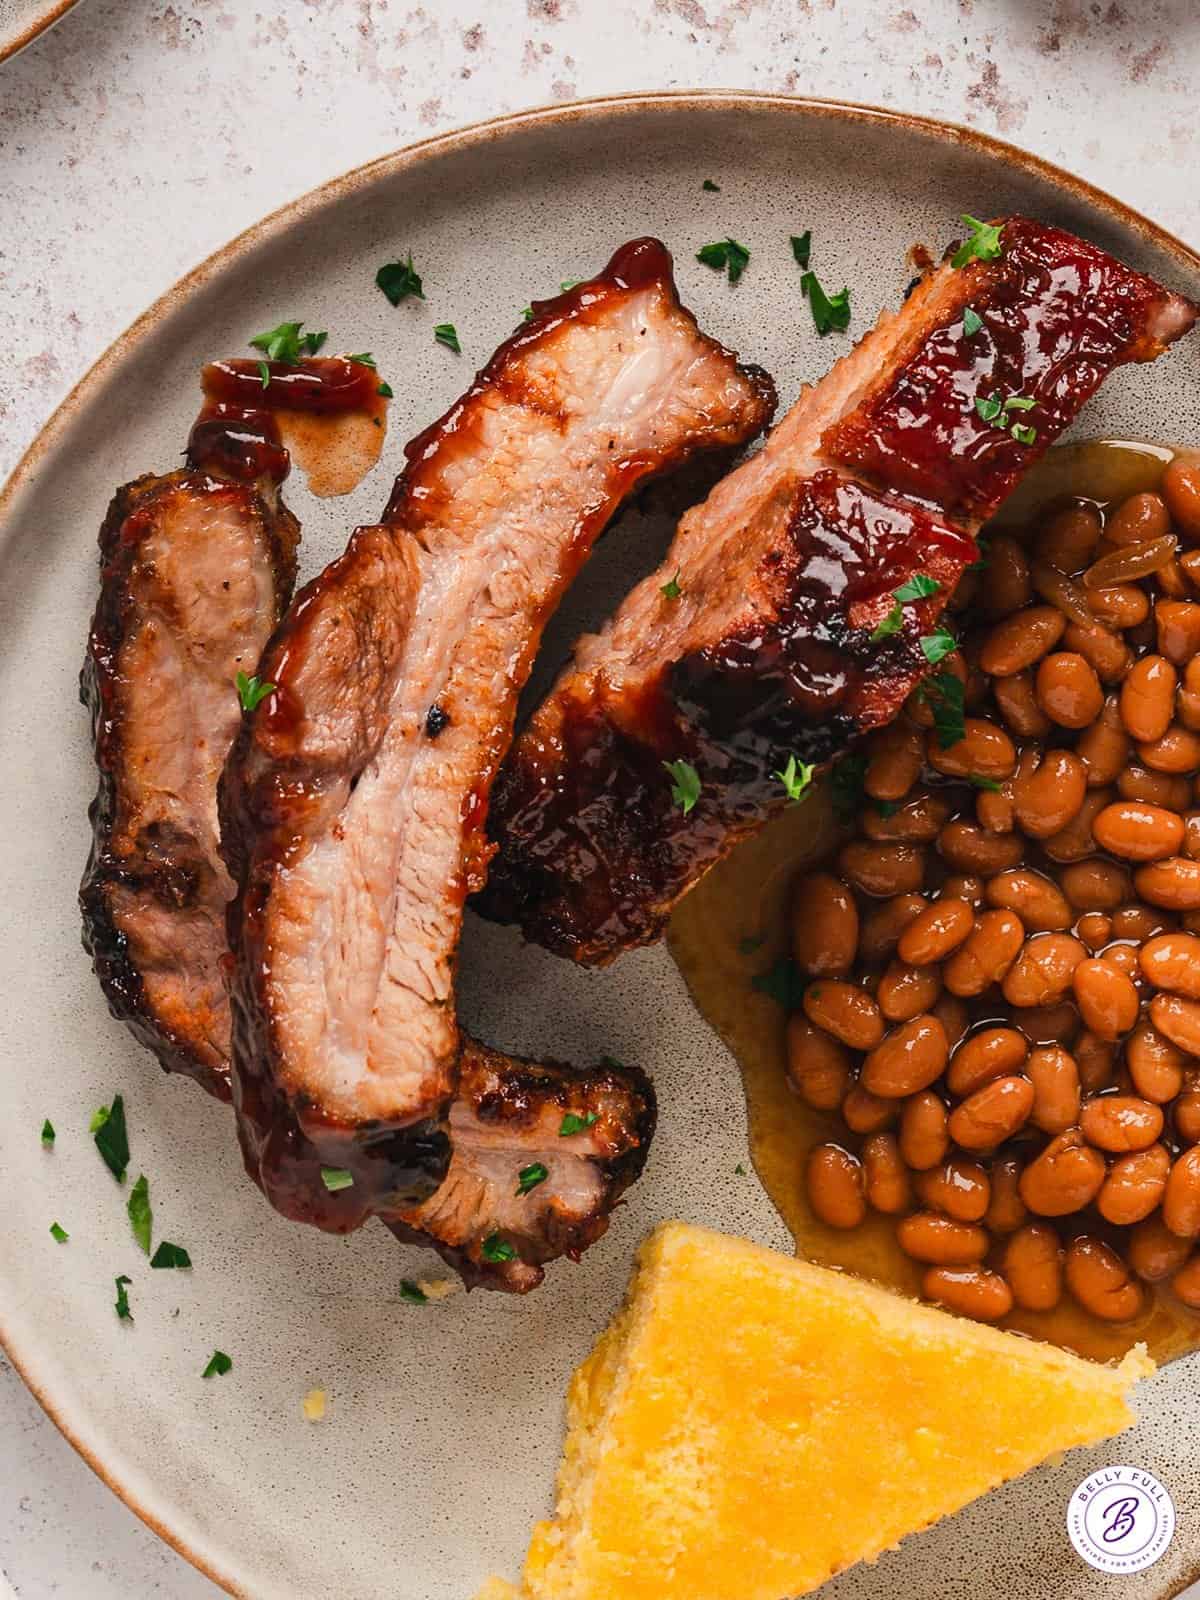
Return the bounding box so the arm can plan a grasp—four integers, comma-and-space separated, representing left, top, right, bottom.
1171, 1254, 1200, 1308
1043, 787, 1113, 862
1011, 749, 1087, 840
939, 873, 985, 906
1038, 503, 1102, 569
841, 1085, 899, 1135
1060, 859, 1132, 912
1002, 934, 1086, 1007
861, 1014, 948, 1098
896, 1212, 989, 1265
914, 1155, 990, 1222
985, 869, 1072, 932
1064, 1237, 1145, 1322
806, 1143, 866, 1230
927, 718, 1016, 782
1111, 902, 1172, 941
1074, 1031, 1116, 1094
1117, 766, 1192, 811
1019, 1129, 1106, 1216
1098, 1144, 1170, 1226
946, 1026, 1028, 1097
1027, 1045, 1081, 1135
1176, 1092, 1200, 1146
877, 960, 942, 1022
1185, 811, 1200, 859
838, 840, 926, 898
1162, 456, 1200, 539
1088, 583, 1150, 628
1126, 1021, 1186, 1104
791, 873, 858, 978
803, 980, 884, 1050
1149, 994, 1200, 1057
1140, 932, 1200, 998
932, 994, 970, 1052
1120, 655, 1177, 742
1163, 1146, 1200, 1238
1035, 653, 1103, 730
979, 606, 1066, 676
1004, 1223, 1064, 1311
993, 670, 1052, 739
1076, 698, 1130, 787
1062, 618, 1130, 684
922, 1265, 1013, 1321
897, 898, 974, 966
1181, 549, 1200, 591
974, 784, 1015, 835
1155, 600, 1200, 665
1181, 660, 1200, 731
937, 821, 1024, 875
1071, 958, 1140, 1040
942, 910, 1024, 996
1129, 1214, 1193, 1282
899, 1090, 950, 1172
986, 1156, 1028, 1235
949, 1075, 1035, 1152
982, 533, 1033, 617
1075, 912, 1113, 952
1138, 724, 1200, 774
785, 1017, 853, 1111
859, 894, 926, 962
862, 792, 950, 842
1107, 490, 1171, 547
1093, 801, 1184, 862
1157, 556, 1190, 598
861, 1132, 913, 1215
1080, 1094, 1163, 1153
864, 720, 925, 802
1135, 858, 1200, 911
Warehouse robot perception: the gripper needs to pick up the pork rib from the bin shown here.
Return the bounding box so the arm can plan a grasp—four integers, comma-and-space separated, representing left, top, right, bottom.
220, 239, 775, 1234
480, 218, 1198, 963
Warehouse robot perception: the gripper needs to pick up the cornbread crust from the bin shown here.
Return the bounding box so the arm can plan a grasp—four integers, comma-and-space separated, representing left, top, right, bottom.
521, 1222, 1152, 1600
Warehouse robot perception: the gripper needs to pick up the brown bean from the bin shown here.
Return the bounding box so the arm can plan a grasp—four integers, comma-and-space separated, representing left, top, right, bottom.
942, 910, 1024, 997
1108, 490, 1171, 546
1130, 1214, 1193, 1282
1026, 1045, 1081, 1135
791, 873, 858, 978
1074, 1030, 1116, 1094
932, 993, 970, 1052
898, 1090, 949, 1172
1043, 788, 1114, 863
1093, 801, 1184, 862
1065, 1237, 1145, 1322
1098, 1144, 1170, 1226
1075, 912, 1113, 952
979, 605, 1066, 676
1117, 766, 1192, 810
896, 1212, 989, 1265
864, 719, 925, 802
803, 980, 885, 1050
1111, 902, 1173, 941
1037, 504, 1102, 571
859, 894, 927, 962
862, 792, 950, 843
1059, 859, 1132, 912
1155, 600, 1200, 665
982, 1156, 1025, 1236
1158, 555, 1190, 598
1019, 1128, 1106, 1216
922, 1265, 1013, 1322
861, 1132, 913, 1216
1181, 549, 1200, 594
949, 1075, 1035, 1152
982, 533, 1032, 616
1120, 655, 1177, 742
1071, 958, 1140, 1040
1062, 618, 1130, 684
985, 869, 1072, 932
1087, 533, 1178, 589
1176, 1092, 1200, 1146
1099, 941, 1140, 982
876, 960, 942, 1023
1126, 1021, 1185, 1104
914, 1155, 990, 1222
838, 840, 926, 898
1163, 456, 1200, 539
785, 1017, 853, 1111
1140, 932, 1200, 997
1010, 749, 1087, 841
1149, 994, 1200, 1056
1004, 1223, 1064, 1311
861, 1014, 948, 1098
1088, 583, 1150, 628
927, 718, 1016, 782
939, 873, 985, 907
897, 898, 973, 966
946, 1026, 1028, 1097
937, 821, 1024, 876
1171, 1254, 1200, 1307
1186, 810, 1200, 859
1002, 934, 1086, 1007
1135, 858, 1200, 911
993, 670, 1053, 739
1163, 1146, 1200, 1238
840, 1085, 898, 1135
1138, 725, 1200, 774
1075, 698, 1131, 788
1080, 1094, 1163, 1152
806, 1143, 866, 1230
1035, 653, 1104, 730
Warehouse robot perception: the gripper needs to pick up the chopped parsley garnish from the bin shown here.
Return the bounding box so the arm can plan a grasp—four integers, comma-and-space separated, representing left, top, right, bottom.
790, 231, 812, 268
975, 392, 1037, 446
875, 800, 901, 819
774, 754, 814, 805
150, 1241, 192, 1269
516, 1162, 549, 1196
734, 1162, 747, 1175
702, 178, 721, 192
962, 306, 983, 337
376, 253, 424, 305
41, 1119, 55, 1148
91, 1094, 129, 1183
560, 1111, 599, 1137
920, 624, 959, 666
249, 322, 327, 365
127, 1173, 152, 1255
399, 1279, 428, 1305
969, 774, 1002, 792
696, 237, 750, 285
49, 1221, 68, 1243
660, 571, 682, 600
801, 271, 851, 335
377, 381, 394, 399
830, 754, 868, 821
434, 323, 461, 354
871, 605, 904, 642
348, 352, 377, 368
520, 305, 534, 322
481, 1233, 517, 1263
663, 758, 701, 815
951, 215, 1004, 269
751, 956, 807, 1009
1011, 421, 1038, 446
320, 1167, 354, 1193
257, 359, 270, 389
922, 671, 966, 749
871, 574, 942, 641
560, 278, 582, 291
114, 1275, 133, 1321
236, 671, 275, 713
202, 1350, 233, 1378
600, 1055, 626, 1071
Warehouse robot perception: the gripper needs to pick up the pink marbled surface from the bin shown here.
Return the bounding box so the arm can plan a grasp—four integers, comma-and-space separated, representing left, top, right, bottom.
2, 2, 1200, 1595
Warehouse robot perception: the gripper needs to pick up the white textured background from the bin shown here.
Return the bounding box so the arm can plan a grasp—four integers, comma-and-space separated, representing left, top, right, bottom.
3, 0, 1200, 1594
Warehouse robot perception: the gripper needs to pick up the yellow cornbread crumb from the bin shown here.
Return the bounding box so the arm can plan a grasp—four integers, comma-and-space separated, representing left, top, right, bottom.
472, 1582, 520, 1600
302, 1387, 327, 1422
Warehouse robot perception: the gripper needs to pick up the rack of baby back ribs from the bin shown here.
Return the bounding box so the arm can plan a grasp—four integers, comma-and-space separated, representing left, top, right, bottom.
790, 454, 1200, 1326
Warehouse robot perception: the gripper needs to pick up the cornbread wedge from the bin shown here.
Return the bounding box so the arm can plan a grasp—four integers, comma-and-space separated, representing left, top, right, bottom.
502, 1221, 1152, 1600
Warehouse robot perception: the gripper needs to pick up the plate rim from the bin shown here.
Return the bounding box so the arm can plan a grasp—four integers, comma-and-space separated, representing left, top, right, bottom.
4, 89, 1200, 1600
0, 0, 81, 65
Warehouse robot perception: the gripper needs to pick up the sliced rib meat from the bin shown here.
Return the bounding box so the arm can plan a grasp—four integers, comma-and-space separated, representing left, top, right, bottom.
480, 218, 1198, 963
220, 238, 775, 1234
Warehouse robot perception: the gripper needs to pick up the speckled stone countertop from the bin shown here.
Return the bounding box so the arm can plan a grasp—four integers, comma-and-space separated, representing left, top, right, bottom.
3, 1, 1200, 1594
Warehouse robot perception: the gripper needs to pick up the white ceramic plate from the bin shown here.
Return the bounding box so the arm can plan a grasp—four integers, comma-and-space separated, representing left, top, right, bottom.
2, 94, 1200, 1600
0, 0, 79, 62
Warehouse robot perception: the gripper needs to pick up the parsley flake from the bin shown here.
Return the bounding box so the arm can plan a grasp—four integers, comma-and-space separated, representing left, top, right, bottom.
236, 671, 275, 713
203, 1350, 233, 1378
560, 278, 582, 292
922, 671, 966, 750
790, 231, 812, 268
257, 359, 270, 389
660, 571, 682, 601
400, 1280, 428, 1305
895, 574, 941, 603
751, 957, 807, 1009
114, 1275, 133, 1321
920, 624, 959, 666
481, 1233, 517, 1264
127, 1173, 152, 1255
41, 1119, 55, 1148
150, 1241, 191, 1269
249, 321, 327, 365
377, 380, 394, 399
1011, 421, 1038, 446
516, 1162, 549, 1196
734, 1162, 747, 1176
91, 1095, 129, 1183
801, 271, 851, 335
376, 254, 424, 305
348, 352, 377, 368
696, 237, 750, 285
434, 323, 461, 354
320, 1167, 354, 1193
774, 754, 815, 805
702, 178, 721, 192
962, 306, 983, 337
600, 1055, 626, 1072
969, 774, 1003, 792
871, 603, 904, 641
49, 1221, 68, 1243
663, 758, 701, 815
830, 754, 868, 821
560, 1111, 599, 1137
951, 214, 1004, 269
975, 391, 1037, 443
